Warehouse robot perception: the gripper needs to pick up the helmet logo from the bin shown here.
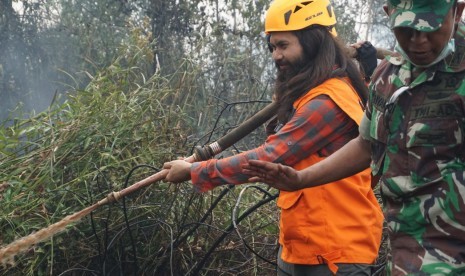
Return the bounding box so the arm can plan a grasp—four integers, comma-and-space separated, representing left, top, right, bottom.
305, 11, 323, 22
284, 1, 314, 25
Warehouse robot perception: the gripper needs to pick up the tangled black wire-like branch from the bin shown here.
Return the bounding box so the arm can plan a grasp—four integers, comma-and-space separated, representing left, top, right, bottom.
66, 99, 279, 275
73, 98, 386, 275
232, 185, 279, 266
190, 187, 278, 275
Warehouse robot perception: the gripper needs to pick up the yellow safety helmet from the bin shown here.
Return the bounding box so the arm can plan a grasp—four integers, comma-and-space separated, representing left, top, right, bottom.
265, 0, 337, 36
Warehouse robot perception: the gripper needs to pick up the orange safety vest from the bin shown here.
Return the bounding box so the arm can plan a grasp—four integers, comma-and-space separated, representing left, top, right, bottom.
277, 78, 383, 274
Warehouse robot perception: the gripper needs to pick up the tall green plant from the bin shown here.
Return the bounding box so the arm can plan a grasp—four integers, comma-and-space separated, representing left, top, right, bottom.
0, 21, 278, 275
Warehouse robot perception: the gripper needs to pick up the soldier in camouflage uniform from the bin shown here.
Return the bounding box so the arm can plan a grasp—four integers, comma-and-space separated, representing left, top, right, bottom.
243, 0, 465, 275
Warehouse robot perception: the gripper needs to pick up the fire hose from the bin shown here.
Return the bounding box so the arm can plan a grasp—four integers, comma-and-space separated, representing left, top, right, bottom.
0, 45, 395, 266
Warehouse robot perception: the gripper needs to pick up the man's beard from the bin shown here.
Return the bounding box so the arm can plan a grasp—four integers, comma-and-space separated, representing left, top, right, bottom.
273, 53, 311, 123
274, 55, 308, 102
275, 57, 307, 83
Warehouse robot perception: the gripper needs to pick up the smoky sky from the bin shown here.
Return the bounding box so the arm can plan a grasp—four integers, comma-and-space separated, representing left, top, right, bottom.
1, 24, 65, 122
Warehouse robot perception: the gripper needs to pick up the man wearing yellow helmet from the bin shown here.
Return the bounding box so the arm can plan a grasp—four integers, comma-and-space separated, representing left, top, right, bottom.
244, 0, 465, 275
263, 0, 383, 275
163, 0, 383, 274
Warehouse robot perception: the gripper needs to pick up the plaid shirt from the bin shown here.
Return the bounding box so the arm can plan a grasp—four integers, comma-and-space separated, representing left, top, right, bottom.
191, 95, 358, 192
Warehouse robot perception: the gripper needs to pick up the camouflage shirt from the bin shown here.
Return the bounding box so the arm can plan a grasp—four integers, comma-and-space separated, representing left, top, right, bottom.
362, 22, 465, 275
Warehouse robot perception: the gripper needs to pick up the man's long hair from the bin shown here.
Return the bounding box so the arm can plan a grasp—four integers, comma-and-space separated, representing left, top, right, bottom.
274, 26, 368, 124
